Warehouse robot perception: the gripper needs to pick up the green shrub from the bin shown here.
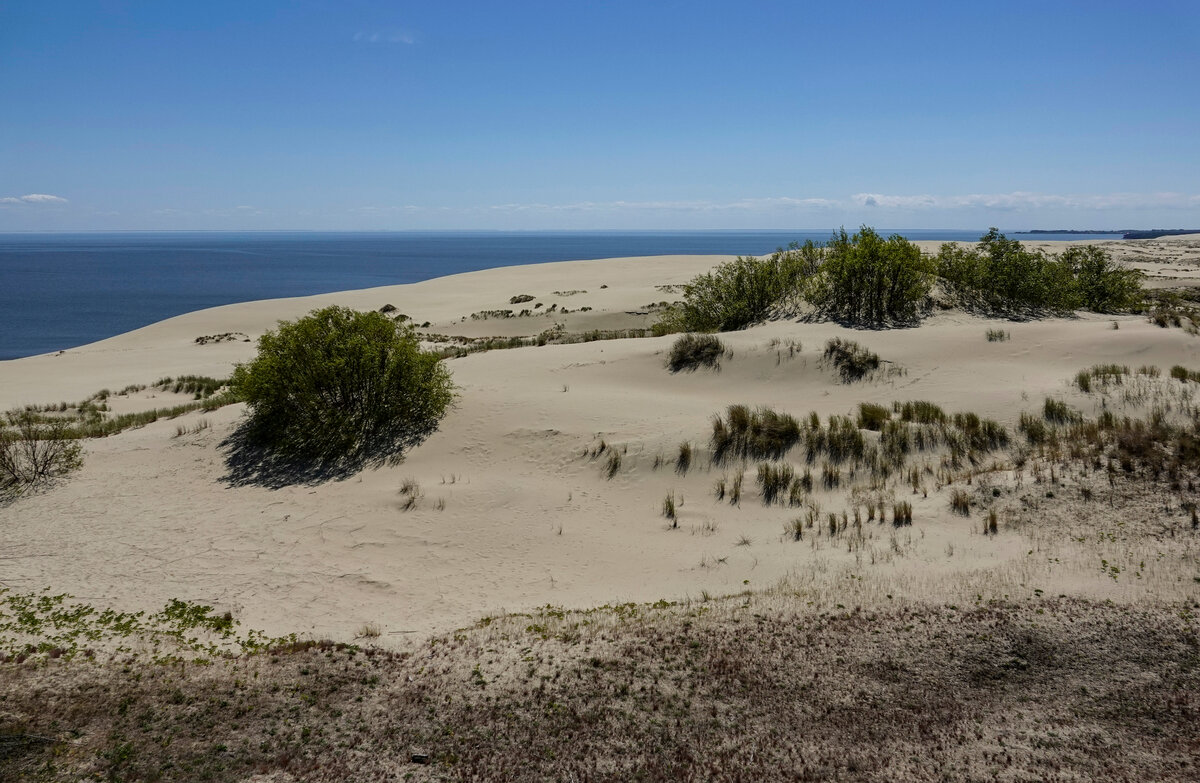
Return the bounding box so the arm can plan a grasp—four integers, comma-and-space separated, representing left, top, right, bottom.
653, 248, 817, 334
807, 227, 933, 324
231, 306, 454, 461
1061, 245, 1144, 312
667, 334, 724, 372
935, 229, 1143, 313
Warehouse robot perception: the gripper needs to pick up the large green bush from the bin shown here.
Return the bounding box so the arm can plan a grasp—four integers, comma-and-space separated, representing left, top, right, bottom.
935, 229, 1142, 312
231, 306, 454, 461
1060, 244, 1144, 312
807, 227, 932, 324
654, 246, 818, 334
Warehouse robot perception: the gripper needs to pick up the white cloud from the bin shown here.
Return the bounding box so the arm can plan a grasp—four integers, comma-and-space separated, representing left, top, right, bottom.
0, 193, 69, 206
353, 29, 415, 44
477, 197, 842, 214
852, 191, 1200, 211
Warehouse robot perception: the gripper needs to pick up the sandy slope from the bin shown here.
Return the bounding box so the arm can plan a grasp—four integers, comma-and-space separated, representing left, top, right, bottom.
2, 235, 1199, 642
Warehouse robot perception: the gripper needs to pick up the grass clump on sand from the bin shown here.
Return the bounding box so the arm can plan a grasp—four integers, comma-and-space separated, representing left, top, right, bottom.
1075, 363, 1131, 392
823, 338, 882, 382
1170, 365, 1200, 383
667, 333, 724, 372
985, 328, 1010, 342
710, 405, 802, 464
856, 402, 891, 431
232, 306, 454, 462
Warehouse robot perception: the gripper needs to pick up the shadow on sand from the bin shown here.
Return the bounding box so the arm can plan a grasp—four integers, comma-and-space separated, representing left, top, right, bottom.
220, 418, 439, 489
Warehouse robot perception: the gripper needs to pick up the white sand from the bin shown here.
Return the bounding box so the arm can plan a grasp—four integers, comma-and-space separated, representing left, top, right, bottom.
2, 235, 1199, 642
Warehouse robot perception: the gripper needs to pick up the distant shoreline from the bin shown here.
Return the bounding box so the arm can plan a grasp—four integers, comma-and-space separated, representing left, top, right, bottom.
1018, 229, 1200, 240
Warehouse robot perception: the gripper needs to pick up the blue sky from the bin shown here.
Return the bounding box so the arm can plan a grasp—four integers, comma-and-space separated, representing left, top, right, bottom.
1, 0, 1197, 231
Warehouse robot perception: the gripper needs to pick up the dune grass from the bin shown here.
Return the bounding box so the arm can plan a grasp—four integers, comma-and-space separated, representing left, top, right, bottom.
667, 333, 724, 373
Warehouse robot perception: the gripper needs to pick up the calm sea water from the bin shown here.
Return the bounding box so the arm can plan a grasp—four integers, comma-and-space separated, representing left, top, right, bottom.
0, 230, 1118, 360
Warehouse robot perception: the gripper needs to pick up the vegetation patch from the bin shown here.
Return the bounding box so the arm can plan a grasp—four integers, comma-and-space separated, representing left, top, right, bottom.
935, 229, 1143, 313
667, 333, 724, 372
823, 338, 883, 382
2, 599, 1195, 781
231, 306, 453, 463
710, 405, 802, 464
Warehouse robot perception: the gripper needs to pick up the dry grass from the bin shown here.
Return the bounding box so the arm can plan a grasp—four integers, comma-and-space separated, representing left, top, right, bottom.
2, 598, 1196, 782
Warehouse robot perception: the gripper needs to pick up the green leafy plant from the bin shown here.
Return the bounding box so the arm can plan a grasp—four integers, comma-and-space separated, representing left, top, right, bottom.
806, 227, 932, 324
231, 306, 454, 461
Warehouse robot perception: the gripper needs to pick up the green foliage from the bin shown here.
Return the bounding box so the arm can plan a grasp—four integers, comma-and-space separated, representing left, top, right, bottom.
231, 306, 454, 461
653, 247, 817, 333
667, 333, 724, 372
935, 229, 1143, 313
1061, 245, 1144, 312
807, 227, 933, 324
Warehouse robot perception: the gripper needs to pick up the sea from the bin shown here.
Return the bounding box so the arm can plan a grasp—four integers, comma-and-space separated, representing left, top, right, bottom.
0, 230, 1119, 360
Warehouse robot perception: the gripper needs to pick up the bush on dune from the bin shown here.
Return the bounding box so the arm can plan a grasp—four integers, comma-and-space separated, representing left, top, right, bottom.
805, 227, 933, 324
231, 306, 454, 462
653, 246, 818, 334
935, 228, 1143, 313
655, 226, 1144, 336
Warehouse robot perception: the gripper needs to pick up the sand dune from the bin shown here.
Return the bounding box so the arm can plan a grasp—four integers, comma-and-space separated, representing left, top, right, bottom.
2, 235, 1199, 643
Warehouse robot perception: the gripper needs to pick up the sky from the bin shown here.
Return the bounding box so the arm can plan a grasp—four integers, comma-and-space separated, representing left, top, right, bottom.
1, 0, 1198, 232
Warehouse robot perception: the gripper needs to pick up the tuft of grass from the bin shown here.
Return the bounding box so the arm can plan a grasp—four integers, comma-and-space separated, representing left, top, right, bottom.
399, 478, 421, 511
823, 338, 882, 382
662, 492, 677, 526
892, 500, 913, 526
667, 333, 725, 373
711, 405, 801, 464
1043, 398, 1079, 425
985, 328, 1010, 342
950, 488, 971, 516
1170, 365, 1200, 384
728, 474, 742, 506
856, 402, 891, 431
676, 442, 693, 475
604, 451, 622, 480
755, 462, 795, 505
894, 400, 946, 424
